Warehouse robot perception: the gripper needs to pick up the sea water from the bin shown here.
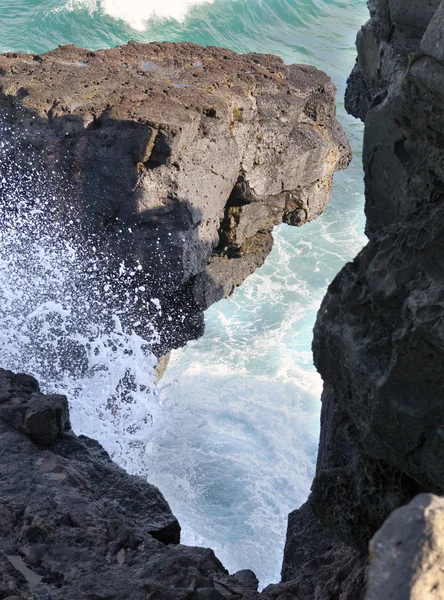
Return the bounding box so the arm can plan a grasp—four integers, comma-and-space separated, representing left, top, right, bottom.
0, 0, 368, 588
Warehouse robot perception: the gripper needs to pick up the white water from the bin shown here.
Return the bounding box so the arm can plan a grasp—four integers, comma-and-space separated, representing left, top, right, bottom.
0, 125, 164, 475
0, 113, 365, 591
64, 0, 215, 27
0, 123, 364, 589
146, 167, 366, 585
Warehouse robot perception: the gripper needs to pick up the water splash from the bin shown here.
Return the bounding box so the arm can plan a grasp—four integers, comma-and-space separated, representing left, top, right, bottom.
0, 121, 164, 475
64, 0, 215, 28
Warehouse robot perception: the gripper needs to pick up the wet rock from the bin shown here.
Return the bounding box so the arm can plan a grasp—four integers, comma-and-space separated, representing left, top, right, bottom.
154, 352, 171, 382
366, 494, 444, 600
0, 41, 350, 355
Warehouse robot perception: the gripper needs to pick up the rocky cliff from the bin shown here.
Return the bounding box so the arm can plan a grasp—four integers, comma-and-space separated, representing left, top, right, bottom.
0, 366, 377, 600
2, 362, 440, 600
0, 40, 354, 600
282, 2, 444, 598
0, 42, 349, 356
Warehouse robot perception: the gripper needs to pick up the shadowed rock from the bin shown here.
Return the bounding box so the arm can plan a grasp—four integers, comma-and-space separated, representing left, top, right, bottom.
0, 367, 261, 599
306, 0, 444, 550
281, 2, 444, 598
0, 372, 69, 444
345, 0, 444, 237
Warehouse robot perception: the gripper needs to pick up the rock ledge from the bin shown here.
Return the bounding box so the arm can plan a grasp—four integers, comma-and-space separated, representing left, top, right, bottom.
0, 41, 350, 354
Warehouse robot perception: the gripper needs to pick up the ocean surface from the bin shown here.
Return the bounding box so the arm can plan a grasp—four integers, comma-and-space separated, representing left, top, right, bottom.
0, 0, 368, 589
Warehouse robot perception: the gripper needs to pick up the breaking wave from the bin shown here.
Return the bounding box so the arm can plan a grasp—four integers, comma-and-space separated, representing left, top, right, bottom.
64, 0, 215, 27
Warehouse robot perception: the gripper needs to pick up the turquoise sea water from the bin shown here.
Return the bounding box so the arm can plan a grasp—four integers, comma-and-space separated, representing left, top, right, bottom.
0, 0, 368, 588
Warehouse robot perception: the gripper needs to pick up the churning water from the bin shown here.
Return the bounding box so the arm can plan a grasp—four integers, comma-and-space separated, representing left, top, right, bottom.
0, 0, 368, 588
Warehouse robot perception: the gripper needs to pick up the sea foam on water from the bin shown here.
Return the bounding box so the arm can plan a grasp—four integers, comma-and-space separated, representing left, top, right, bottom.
0, 0, 369, 587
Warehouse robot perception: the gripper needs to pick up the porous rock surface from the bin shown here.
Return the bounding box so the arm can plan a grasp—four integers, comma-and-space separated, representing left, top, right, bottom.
365, 494, 444, 600
0, 367, 262, 600
282, 1, 444, 598
0, 42, 350, 354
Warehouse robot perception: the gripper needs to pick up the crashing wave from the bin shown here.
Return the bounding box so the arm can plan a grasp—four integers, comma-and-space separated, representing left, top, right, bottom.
64, 0, 215, 28
0, 119, 164, 475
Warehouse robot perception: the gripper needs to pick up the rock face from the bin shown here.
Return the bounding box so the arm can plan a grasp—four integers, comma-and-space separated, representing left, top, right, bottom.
0, 367, 370, 600
0, 41, 350, 354
5, 10, 444, 598
366, 494, 444, 600
345, 0, 444, 237
282, 1, 444, 597
0, 367, 262, 600
262, 502, 365, 600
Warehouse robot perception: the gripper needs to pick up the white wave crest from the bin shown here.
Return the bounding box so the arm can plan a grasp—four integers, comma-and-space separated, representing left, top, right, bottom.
65, 0, 215, 29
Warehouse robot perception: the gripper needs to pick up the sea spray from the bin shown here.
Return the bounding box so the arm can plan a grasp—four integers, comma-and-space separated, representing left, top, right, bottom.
63, 0, 215, 27
0, 119, 165, 474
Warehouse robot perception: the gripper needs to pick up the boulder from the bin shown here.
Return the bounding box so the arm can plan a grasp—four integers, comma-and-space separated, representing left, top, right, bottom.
366, 494, 444, 600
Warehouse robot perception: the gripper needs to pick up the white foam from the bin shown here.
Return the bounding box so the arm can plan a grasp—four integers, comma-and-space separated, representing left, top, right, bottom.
147, 354, 320, 587
65, 0, 215, 28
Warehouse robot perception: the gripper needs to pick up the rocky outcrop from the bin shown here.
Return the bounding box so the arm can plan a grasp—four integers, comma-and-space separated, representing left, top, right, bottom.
282, 1, 444, 597
0, 42, 350, 355
262, 502, 365, 600
366, 494, 444, 600
0, 367, 261, 600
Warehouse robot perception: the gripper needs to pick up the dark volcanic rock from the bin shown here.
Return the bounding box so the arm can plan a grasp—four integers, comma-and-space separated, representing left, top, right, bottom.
366, 494, 444, 600
282, 2, 444, 597
0, 367, 259, 600
310, 201, 444, 547
345, 0, 444, 238
307, 0, 444, 550
265, 502, 365, 600
0, 41, 350, 355
0, 372, 69, 444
